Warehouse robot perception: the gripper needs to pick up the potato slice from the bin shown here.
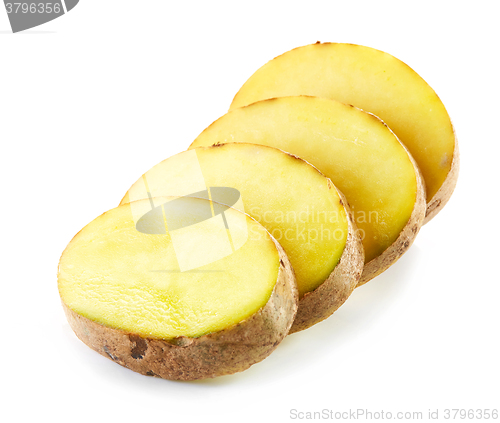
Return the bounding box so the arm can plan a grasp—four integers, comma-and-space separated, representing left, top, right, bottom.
120, 144, 364, 332
230, 42, 458, 222
190, 96, 426, 284
59, 197, 298, 380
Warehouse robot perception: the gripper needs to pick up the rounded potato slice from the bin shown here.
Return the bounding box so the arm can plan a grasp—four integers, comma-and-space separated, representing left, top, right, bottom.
59, 197, 298, 380
230, 42, 458, 222
120, 143, 364, 332
190, 96, 426, 284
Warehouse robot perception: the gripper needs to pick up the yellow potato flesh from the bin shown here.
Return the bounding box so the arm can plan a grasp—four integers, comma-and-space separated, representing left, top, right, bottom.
230, 43, 455, 202
121, 144, 348, 298
58, 198, 279, 339
191, 96, 417, 263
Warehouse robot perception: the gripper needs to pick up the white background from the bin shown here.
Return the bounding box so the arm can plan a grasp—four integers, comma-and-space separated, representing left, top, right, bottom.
1, 1, 499, 422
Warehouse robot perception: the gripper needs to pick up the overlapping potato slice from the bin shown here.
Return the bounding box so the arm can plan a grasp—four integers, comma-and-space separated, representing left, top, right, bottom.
230, 42, 458, 222
120, 143, 364, 332
59, 197, 297, 380
191, 96, 426, 284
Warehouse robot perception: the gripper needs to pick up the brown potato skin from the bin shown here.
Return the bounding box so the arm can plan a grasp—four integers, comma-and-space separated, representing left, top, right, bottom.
358, 133, 427, 285
289, 188, 364, 333
62, 239, 298, 381
424, 133, 459, 224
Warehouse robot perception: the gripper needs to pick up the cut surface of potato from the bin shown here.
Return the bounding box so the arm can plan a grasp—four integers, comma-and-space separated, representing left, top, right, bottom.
121, 144, 364, 331
59, 197, 298, 380
230, 43, 458, 221
191, 96, 425, 283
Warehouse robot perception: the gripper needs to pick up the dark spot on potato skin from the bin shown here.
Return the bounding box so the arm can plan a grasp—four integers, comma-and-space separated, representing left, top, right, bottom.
427, 199, 442, 217
403, 240, 410, 249
129, 335, 148, 359
103, 345, 118, 361
280, 259, 285, 267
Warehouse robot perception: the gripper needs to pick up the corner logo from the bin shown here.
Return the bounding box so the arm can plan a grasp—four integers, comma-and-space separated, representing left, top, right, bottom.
3, 1, 78, 33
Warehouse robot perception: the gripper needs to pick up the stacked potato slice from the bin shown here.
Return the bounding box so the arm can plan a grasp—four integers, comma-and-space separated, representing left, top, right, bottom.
230, 42, 459, 222
59, 43, 458, 380
191, 96, 426, 284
